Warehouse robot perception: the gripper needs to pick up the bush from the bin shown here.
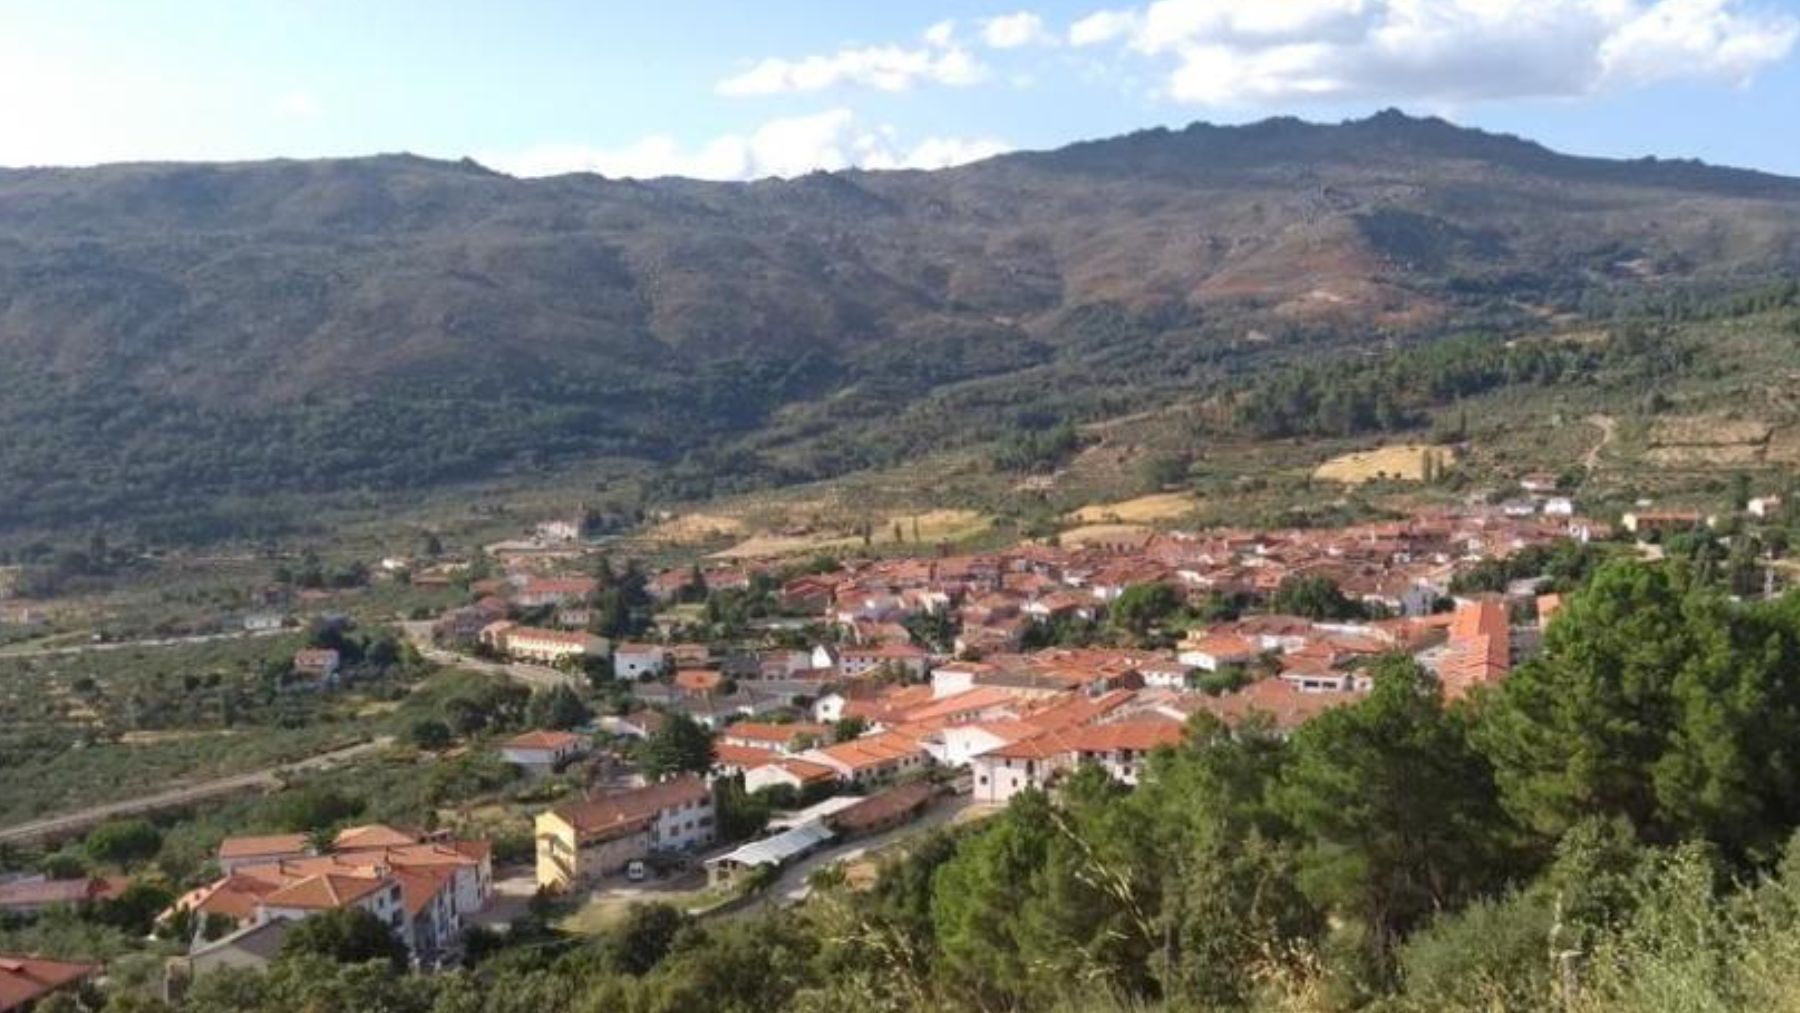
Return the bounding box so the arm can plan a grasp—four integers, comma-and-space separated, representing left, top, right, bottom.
280, 907, 408, 970
84, 819, 162, 867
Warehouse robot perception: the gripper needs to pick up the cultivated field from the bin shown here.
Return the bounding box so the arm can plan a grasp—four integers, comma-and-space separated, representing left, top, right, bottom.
1314, 444, 1455, 484
1648, 415, 1774, 447
1067, 493, 1200, 524
709, 509, 991, 560
643, 512, 749, 545
1059, 523, 1156, 549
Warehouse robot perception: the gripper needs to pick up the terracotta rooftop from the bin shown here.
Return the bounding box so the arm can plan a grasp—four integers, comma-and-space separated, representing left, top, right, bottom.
333, 824, 421, 851
551, 776, 710, 840
217, 833, 312, 860
0, 954, 100, 1012
0, 876, 129, 911
500, 729, 586, 751
262, 872, 390, 911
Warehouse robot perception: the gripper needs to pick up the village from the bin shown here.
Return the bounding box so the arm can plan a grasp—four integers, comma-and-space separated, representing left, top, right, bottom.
0, 479, 1766, 1009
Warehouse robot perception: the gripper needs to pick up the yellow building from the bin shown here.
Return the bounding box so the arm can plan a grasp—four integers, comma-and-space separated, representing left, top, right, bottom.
534, 777, 715, 891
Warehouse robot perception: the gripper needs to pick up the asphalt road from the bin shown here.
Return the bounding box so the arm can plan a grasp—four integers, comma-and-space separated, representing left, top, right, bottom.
0, 736, 393, 845
719, 791, 988, 919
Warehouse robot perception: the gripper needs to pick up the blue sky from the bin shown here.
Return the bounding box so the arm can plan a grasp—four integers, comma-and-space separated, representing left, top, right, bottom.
2, 0, 1798, 177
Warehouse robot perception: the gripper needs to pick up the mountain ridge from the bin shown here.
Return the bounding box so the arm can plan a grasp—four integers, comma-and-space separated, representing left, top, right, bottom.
0, 110, 1795, 537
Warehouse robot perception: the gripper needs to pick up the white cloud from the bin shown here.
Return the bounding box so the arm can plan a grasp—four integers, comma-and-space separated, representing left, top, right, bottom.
717, 24, 988, 95
1600, 0, 1800, 85
982, 11, 1056, 48
1069, 9, 1141, 45
479, 109, 1010, 181
1071, 0, 1798, 104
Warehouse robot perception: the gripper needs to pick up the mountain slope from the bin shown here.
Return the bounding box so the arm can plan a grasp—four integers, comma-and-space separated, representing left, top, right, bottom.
0, 111, 1796, 538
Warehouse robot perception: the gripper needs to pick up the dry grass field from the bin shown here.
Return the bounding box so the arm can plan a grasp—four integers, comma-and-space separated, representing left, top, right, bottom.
1067, 493, 1200, 524
1645, 445, 1766, 466
642, 512, 750, 545
708, 508, 991, 560
1059, 523, 1156, 549
1648, 415, 1773, 447
1314, 444, 1455, 484
1767, 427, 1800, 464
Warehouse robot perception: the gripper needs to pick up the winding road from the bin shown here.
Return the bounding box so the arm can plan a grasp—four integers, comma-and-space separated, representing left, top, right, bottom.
1584, 413, 1617, 471
398, 621, 582, 692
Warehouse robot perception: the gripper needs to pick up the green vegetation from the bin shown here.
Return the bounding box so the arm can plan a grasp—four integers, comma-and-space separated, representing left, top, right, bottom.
1271, 574, 1368, 621
0, 115, 1795, 544
1231, 328, 1694, 441
11, 553, 1800, 1013
282, 908, 410, 971
636, 714, 715, 780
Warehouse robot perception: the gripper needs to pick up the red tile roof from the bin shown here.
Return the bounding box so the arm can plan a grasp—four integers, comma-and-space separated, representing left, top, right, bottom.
808, 731, 928, 772
262, 872, 390, 911
332, 824, 421, 851
0, 876, 129, 910
829, 780, 938, 834
500, 730, 586, 752
217, 833, 311, 861
551, 777, 710, 841
720, 722, 831, 748
1065, 717, 1184, 753
0, 954, 99, 1012
714, 742, 781, 769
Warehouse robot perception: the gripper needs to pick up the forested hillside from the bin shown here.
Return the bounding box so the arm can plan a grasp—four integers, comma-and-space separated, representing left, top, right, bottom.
2, 111, 1799, 539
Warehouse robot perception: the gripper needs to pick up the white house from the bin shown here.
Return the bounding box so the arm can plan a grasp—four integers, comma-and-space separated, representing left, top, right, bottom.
836, 643, 929, 679
494, 627, 606, 665
925, 722, 1034, 768
1175, 633, 1260, 672
743, 758, 839, 795
811, 691, 849, 724
614, 643, 669, 680
1135, 661, 1194, 691
929, 662, 986, 699
498, 730, 589, 773
258, 874, 405, 934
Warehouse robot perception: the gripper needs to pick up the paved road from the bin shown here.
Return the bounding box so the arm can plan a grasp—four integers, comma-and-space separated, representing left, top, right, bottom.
0, 736, 393, 845
399, 621, 581, 692
0, 626, 288, 659
718, 791, 988, 919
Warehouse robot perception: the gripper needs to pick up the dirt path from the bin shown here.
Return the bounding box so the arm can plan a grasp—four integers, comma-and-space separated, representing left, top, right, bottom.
0, 736, 391, 845
1584, 413, 1617, 471
0, 626, 286, 659
400, 621, 581, 692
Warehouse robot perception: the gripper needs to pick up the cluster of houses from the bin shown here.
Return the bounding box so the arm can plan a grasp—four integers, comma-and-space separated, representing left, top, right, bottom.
521, 587, 1535, 891
427, 503, 1613, 900
160, 824, 493, 995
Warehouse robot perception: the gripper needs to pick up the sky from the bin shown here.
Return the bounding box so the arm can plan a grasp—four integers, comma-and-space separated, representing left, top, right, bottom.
2, 0, 1798, 179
